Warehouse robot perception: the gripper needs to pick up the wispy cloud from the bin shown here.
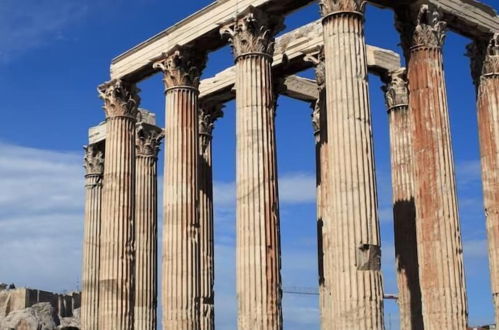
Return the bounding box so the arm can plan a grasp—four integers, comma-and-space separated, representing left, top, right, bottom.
0, 0, 91, 62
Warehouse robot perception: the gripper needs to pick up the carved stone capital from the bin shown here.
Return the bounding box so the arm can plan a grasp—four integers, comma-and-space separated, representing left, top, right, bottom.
199, 103, 224, 139
304, 47, 326, 91
467, 34, 499, 87
311, 101, 321, 135
152, 46, 207, 89
382, 68, 409, 111
397, 5, 447, 52
220, 7, 284, 60
136, 123, 164, 158
98, 80, 140, 119
319, 0, 366, 17
84, 144, 104, 176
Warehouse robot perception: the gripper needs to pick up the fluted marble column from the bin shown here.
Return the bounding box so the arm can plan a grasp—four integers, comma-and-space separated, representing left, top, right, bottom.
305, 49, 332, 329
319, 0, 384, 328
81, 143, 104, 330
221, 8, 283, 329
135, 121, 163, 330
469, 34, 499, 326
397, 5, 468, 329
382, 69, 423, 330
198, 103, 223, 330
97, 79, 140, 330
153, 47, 207, 329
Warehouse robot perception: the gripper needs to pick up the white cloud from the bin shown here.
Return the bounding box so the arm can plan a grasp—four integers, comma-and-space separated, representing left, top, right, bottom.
0, 141, 83, 292
464, 239, 488, 259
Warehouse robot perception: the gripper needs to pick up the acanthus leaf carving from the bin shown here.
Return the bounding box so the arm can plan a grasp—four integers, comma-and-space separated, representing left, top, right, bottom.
311, 101, 321, 135
84, 144, 104, 176
136, 123, 164, 158
98, 79, 140, 119
398, 5, 446, 52
482, 33, 499, 77
199, 103, 224, 152
152, 47, 207, 89
467, 33, 499, 87
220, 7, 283, 59
304, 47, 326, 92
382, 68, 409, 111
319, 0, 366, 17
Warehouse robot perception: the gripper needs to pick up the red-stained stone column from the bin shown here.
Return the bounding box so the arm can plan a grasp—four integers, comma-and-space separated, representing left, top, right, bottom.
134, 119, 163, 330
153, 47, 206, 329
382, 68, 423, 330
97, 79, 140, 330
319, 0, 384, 328
468, 34, 499, 327
81, 143, 104, 330
220, 7, 284, 330
397, 5, 468, 329
198, 103, 223, 330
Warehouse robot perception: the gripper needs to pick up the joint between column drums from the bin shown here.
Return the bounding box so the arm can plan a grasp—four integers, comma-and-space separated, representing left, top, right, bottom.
409, 45, 442, 53
105, 114, 138, 121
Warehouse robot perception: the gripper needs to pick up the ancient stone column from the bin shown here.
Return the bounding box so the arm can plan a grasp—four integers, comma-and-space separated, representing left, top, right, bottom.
382, 69, 423, 330
305, 49, 332, 329
220, 8, 284, 329
319, 0, 384, 328
198, 103, 223, 330
97, 79, 140, 330
153, 47, 207, 329
468, 34, 499, 326
397, 5, 468, 329
134, 120, 163, 330
81, 143, 104, 330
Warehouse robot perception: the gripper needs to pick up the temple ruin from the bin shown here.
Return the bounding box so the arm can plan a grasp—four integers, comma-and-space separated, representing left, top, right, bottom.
80, 0, 499, 329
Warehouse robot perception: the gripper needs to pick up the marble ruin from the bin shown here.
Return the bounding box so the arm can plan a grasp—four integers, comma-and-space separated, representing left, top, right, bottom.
80, 0, 499, 329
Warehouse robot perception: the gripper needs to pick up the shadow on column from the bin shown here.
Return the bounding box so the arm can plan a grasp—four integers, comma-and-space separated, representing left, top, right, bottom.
394, 198, 424, 330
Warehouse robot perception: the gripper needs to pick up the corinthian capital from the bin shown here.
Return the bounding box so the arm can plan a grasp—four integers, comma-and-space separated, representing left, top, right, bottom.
382, 68, 409, 111
483, 34, 499, 76
397, 5, 447, 52
98, 80, 140, 119
199, 103, 224, 137
84, 144, 104, 176
220, 6, 284, 59
304, 47, 326, 91
467, 34, 499, 86
319, 0, 366, 17
152, 46, 207, 89
136, 123, 164, 158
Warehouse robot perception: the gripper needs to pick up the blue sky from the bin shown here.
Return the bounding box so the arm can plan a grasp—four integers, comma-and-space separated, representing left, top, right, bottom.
0, 0, 496, 329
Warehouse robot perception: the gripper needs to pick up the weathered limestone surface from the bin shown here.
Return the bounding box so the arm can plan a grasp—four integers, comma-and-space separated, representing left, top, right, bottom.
320, 0, 384, 328
199, 20, 400, 104
153, 47, 206, 329
0, 302, 58, 330
134, 115, 163, 330
221, 7, 283, 329
304, 49, 332, 329
198, 103, 223, 330
397, 5, 468, 329
81, 143, 104, 330
97, 79, 140, 330
110, 0, 497, 81
382, 69, 423, 330
469, 33, 499, 327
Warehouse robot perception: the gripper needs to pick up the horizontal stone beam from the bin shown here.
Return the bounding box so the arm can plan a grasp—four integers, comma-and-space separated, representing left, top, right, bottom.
110, 0, 498, 81
282, 76, 318, 103
199, 20, 400, 103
